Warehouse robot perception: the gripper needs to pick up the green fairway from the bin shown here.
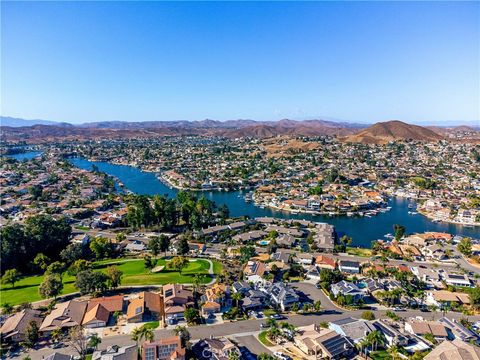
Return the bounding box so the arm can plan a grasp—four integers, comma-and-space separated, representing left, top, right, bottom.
1, 258, 221, 306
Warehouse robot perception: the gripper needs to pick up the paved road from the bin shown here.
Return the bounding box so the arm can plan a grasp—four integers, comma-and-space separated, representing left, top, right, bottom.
16, 306, 480, 360
236, 335, 273, 356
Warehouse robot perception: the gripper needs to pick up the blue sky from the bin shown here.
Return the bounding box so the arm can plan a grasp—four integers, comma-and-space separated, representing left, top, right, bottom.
1, 1, 479, 124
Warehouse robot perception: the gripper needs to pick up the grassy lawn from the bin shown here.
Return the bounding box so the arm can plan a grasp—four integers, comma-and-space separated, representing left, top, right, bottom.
1, 258, 222, 306
346, 246, 373, 257
258, 331, 274, 347
142, 320, 159, 330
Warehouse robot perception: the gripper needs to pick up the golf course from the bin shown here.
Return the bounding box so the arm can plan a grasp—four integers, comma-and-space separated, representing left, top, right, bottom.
0, 257, 222, 306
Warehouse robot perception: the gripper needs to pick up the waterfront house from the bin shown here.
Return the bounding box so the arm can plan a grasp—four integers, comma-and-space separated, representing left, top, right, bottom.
338, 260, 360, 274
315, 255, 336, 270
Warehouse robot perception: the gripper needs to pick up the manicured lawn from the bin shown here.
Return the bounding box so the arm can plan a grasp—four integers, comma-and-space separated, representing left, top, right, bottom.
258, 331, 274, 347
1, 258, 221, 306
346, 246, 373, 257
142, 320, 159, 330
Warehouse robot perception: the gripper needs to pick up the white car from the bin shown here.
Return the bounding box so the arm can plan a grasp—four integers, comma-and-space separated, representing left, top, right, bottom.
273, 352, 291, 360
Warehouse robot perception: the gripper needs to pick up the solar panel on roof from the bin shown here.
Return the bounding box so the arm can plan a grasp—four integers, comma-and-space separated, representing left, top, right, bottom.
135, 306, 143, 314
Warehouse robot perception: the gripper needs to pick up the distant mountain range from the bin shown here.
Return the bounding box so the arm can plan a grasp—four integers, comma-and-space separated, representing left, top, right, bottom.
343, 120, 445, 144
1, 116, 478, 143
0, 116, 67, 127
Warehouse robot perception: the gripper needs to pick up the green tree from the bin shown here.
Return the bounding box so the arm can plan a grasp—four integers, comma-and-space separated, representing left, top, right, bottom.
75, 270, 108, 295
169, 256, 189, 274
33, 253, 50, 272
184, 307, 200, 325
361, 310, 375, 321
393, 224, 406, 241
2, 303, 14, 314
457, 238, 473, 257
173, 325, 191, 348
67, 259, 92, 276
366, 330, 384, 351
68, 326, 89, 360
2, 268, 20, 288
176, 237, 190, 256
105, 266, 123, 289
148, 236, 162, 257
39, 274, 64, 300
88, 333, 102, 350
23, 320, 40, 348
89, 236, 115, 260
45, 261, 65, 276
51, 328, 64, 343
239, 246, 256, 264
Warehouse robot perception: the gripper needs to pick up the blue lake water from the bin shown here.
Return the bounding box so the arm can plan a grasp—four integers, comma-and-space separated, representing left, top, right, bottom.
4, 151, 42, 161
69, 157, 479, 248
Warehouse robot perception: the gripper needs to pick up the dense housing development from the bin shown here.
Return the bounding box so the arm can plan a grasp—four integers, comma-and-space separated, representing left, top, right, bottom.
0, 127, 479, 360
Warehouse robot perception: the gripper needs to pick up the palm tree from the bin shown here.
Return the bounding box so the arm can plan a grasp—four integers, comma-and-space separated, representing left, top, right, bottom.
51, 328, 63, 343
388, 345, 400, 360
231, 292, 242, 308
356, 339, 370, 359
173, 325, 190, 348
88, 333, 101, 350
366, 330, 384, 351
131, 325, 154, 347
266, 318, 278, 328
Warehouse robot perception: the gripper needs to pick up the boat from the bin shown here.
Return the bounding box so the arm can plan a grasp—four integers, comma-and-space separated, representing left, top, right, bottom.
384, 233, 394, 239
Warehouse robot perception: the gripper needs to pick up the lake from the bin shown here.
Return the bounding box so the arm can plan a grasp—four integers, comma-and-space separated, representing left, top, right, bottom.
4, 151, 43, 161
69, 157, 479, 248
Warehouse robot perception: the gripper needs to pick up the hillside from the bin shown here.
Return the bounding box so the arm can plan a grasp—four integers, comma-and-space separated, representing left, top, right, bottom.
343, 120, 444, 144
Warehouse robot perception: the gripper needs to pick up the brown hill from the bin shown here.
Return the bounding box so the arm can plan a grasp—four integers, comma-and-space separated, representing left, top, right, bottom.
343, 120, 444, 144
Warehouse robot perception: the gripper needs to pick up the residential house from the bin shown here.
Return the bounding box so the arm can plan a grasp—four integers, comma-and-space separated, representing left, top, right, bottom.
338, 260, 360, 274
241, 289, 268, 312
271, 251, 291, 264
294, 324, 354, 359
405, 320, 449, 341
265, 282, 299, 311
424, 339, 480, 360
372, 320, 408, 347
163, 285, 194, 323
231, 281, 251, 295
83, 295, 124, 328
330, 281, 365, 303
315, 255, 336, 270
305, 265, 321, 282
438, 317, 478, 342
40, 300, 87, 333
201, 284, 229, 316
426, 290, 471, 308
0, 309, 43, 343
295, 253, 314, 266
43, 353, 72, 360
328, 317, 375, 344
127, 292, 163, 323
243, 261, 267, 285
92, 345, 138, 360
443, 272, 472, 288
194, 337, 241, 360
142, 337, 186, 360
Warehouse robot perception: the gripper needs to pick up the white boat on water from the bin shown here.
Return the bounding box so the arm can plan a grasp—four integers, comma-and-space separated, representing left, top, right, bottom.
384, 233, 394, 239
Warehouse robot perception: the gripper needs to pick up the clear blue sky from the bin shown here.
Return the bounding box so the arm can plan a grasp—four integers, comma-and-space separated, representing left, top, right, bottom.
1, 1, 479, 124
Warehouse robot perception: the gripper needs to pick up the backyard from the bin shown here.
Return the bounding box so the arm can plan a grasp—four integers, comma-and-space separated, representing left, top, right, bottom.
1, 258, 221, 305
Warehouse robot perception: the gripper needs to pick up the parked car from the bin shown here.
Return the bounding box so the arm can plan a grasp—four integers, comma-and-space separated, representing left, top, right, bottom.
273, 351, 291, 360
269, 313, 285, 320
260, 322, 269, 329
